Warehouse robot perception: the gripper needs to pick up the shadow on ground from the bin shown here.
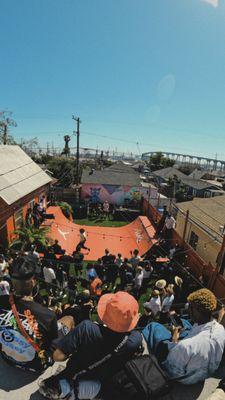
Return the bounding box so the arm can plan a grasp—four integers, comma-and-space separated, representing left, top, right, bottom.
0, 359, 39, 391
0, 357, 222, 400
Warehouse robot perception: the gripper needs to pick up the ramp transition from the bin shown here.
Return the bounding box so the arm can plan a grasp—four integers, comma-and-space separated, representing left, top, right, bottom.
44, 206, 156, 261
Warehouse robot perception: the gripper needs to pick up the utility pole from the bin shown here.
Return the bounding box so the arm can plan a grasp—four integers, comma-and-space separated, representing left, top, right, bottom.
72, 116, 81, 202
72, 116, 81, 186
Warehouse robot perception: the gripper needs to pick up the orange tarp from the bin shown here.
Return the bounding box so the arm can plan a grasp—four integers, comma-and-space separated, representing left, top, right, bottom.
44, 206, 156, 261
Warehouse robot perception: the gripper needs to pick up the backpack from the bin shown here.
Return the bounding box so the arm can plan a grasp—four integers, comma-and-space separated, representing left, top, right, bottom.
103, 354, 172, 400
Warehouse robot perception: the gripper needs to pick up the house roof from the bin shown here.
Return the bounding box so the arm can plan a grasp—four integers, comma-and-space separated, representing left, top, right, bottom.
181, 177, 220, 191
176, 195, 225, 242
210, 170, 225, 178
189, 169, 207, 180
203, 180, 223, 188
153, 167, 187, 180
0, 145, 52, 205
153, 167, 221, 191
106, 162, 138, 174
81, 162, 141, 186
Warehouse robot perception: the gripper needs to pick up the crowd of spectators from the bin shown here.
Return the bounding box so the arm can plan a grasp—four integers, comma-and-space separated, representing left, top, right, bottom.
0, 209, 225, 400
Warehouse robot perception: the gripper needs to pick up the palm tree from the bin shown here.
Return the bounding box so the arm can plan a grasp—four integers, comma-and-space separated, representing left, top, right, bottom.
10, 224, 50, 251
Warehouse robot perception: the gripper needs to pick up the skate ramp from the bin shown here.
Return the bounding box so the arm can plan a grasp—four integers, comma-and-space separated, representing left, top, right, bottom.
44, 206, 156, 260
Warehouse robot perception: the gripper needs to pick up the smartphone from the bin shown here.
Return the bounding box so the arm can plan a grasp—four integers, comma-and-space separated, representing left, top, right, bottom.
170, 314, 183, 327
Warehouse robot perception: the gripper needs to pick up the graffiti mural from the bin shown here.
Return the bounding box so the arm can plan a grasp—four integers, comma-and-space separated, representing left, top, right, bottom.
81, 183, 151, 206
90, 188, 101, 204
134, 229, 143, 244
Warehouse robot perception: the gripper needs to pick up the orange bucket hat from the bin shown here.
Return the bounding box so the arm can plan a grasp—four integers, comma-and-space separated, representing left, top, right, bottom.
97, 291, 139, 333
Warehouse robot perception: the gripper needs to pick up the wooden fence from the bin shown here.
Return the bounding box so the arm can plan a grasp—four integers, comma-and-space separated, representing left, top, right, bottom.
142, 197, 225, 302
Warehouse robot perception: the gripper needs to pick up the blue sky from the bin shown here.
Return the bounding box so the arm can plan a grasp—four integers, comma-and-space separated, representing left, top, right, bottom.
1, 0, 225, 158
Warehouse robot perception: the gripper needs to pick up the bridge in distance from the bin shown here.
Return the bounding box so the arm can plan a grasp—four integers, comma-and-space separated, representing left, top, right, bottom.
142, 151, 225, 170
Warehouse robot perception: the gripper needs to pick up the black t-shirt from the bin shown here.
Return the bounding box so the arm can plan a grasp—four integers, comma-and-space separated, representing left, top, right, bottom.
52, 244, 63, 254
0, 295, 58, 371
106, 263, 119, 278
56, 320, 142, 381
73, 252, 84, 264
61, 304, 92, 325
101, 255, 112, 265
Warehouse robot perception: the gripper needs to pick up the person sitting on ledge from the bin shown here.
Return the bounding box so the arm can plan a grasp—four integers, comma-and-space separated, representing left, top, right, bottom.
142, 288, 225, 385
39, 291, 143, 400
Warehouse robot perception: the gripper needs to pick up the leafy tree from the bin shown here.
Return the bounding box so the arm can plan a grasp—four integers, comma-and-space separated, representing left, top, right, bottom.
46, 157, 78, 188
166, 175, 188, 202
178, 165, 193, 176
20, 137, 39, 156
0, 111, 17, 144
10, 225, 49, 251
148, 152, 175, 171
175, 186, 188, 202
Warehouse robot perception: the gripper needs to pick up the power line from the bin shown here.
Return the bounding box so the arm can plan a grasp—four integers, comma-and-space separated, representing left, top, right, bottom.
13, 128, 225, 158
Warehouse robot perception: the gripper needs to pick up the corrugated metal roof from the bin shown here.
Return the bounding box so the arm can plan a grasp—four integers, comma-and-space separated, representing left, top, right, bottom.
0, 145, 52, 205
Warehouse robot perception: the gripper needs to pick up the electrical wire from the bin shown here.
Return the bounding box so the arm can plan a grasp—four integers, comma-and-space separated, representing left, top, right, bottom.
173, 203, 223, 243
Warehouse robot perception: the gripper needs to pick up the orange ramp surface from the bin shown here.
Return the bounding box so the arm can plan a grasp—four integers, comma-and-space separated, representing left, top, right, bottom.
44, 206, 156, 260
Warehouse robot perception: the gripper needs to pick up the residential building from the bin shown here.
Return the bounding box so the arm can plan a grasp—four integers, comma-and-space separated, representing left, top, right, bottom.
0, 145, 52, 247
153, 166, 224, 198
174, 195, 225, 268
81, 161, 151, 205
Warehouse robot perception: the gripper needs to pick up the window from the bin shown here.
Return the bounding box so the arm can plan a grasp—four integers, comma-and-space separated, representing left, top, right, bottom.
14, 208, 24, 229
189, 231, 199, 250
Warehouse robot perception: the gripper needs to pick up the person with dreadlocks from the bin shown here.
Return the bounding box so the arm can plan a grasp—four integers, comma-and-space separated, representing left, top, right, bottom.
142, 288, 225, 385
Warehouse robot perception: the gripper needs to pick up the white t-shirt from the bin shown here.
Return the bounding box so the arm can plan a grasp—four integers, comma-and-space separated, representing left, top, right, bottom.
41, 197, 47, 209
164, 320, 225, 385
80, 232, 87, 242
0, 261, 7, 277
165, 217, 176, 230
103, 202, 109, 212
43, 266, 56, 283
143, 267, 153, 279
0, 280, 10, 296
161, 294, 174, 312
134, 271, 144, 288
147, 296, 161, 316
